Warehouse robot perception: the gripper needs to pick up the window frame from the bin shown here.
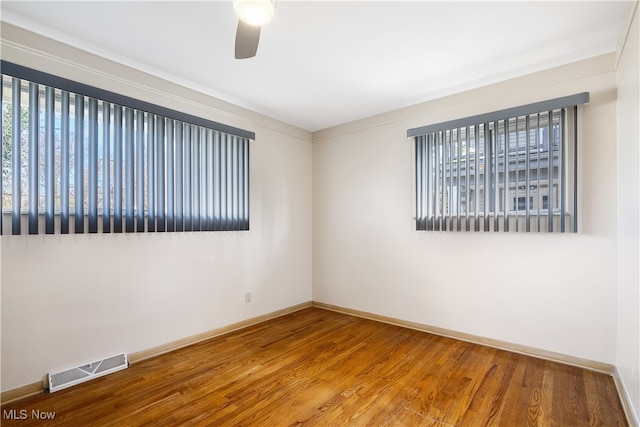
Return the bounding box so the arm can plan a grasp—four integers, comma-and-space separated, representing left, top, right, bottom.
408, 93, 588, 233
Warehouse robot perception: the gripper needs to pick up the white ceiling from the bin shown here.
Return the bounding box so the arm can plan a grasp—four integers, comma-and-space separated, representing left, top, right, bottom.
0, 1, 632, 132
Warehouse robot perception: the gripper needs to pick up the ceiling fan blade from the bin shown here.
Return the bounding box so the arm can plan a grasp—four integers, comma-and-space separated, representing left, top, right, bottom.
235, 20, 261, 59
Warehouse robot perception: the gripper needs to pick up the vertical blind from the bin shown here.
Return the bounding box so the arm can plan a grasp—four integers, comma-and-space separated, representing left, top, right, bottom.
1, 62, 253, 235
408, 93, 588, 233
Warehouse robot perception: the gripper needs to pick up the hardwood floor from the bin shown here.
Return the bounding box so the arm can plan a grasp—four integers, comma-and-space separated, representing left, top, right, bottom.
1, 308, 627, 426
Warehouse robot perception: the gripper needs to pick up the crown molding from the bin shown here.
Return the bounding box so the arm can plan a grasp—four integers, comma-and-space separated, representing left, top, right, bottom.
0, 22, 311, 144
312, 53, 616, 143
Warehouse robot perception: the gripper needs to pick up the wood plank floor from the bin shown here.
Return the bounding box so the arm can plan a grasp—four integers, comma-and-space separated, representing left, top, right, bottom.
1, 308, 627, 426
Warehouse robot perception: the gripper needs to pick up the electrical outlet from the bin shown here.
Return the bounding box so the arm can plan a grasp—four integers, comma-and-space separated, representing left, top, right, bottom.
245, 292, 251, 303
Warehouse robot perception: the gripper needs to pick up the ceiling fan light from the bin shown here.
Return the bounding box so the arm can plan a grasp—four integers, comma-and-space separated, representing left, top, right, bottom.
233, 0, 275, 27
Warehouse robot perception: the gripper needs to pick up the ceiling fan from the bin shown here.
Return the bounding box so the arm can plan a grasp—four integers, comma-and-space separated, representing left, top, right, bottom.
233, 0, 276, 59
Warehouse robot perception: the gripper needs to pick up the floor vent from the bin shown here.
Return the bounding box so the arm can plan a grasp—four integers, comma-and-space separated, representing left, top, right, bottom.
48, 353, 128, 393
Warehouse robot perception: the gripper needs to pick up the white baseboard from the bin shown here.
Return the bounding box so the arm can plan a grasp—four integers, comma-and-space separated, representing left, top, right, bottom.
613, 366, 640, 427
312, 302, 640, 422
128, 301, 313, 364
4, 299, 631, 426
1, 381, 45, 405
1, 301, 313, 404
312, 301, 614, 374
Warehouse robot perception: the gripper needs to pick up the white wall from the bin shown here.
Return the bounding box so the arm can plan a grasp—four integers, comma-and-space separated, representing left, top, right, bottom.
0, 17, 635, 406
616, 3, 640, 421
313, 54, 619, 364
0, 25, 313, 392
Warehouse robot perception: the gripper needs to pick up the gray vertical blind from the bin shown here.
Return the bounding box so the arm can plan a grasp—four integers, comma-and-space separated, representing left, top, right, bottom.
74, 94, 85, 233
28, 82, 39, 234
88, 98, 98, 233
1, 65, 252, 235
125, 107, 135, 233
409, 93, 588, 233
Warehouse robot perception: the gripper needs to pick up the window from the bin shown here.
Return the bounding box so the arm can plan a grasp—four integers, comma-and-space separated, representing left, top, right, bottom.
1, 61, 253, 235
408, 93, 588, 233
515, 196, 532, 211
